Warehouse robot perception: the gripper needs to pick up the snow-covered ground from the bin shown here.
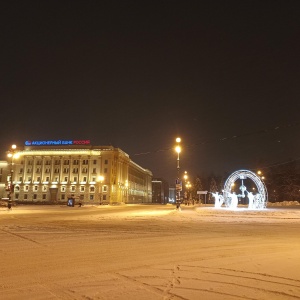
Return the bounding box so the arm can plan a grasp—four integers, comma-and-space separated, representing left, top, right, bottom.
1, 203, 300, 300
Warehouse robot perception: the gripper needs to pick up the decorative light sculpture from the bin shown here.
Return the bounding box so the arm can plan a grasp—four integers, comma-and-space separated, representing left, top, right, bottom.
223, 169, 268, 209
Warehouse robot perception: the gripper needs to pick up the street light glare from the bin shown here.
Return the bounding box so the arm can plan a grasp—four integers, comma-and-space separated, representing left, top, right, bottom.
175, 146, 181, 153
175, 137, 182, 210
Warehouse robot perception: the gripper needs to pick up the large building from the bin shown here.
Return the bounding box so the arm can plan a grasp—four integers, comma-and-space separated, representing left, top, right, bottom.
4, 140, 153, 205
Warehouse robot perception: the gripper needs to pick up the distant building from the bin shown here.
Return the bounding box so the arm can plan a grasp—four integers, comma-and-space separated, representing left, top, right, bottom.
152, 178, 169, 204
3, 140, 152, 205
169, 185, 176, 203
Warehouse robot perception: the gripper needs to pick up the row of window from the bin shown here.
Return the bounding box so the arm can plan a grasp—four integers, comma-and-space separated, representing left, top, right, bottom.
14, 194, 108, 201
23, 159, 109, 166
15, 185, 108, 193
13, 176, 101, 183
18, 167, 108, 174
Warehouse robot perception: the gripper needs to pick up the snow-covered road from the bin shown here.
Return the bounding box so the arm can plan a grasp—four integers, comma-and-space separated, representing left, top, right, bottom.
1, 204, 300, 299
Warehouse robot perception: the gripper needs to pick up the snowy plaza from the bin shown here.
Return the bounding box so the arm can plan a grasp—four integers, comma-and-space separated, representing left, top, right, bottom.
1, 203, 300, 300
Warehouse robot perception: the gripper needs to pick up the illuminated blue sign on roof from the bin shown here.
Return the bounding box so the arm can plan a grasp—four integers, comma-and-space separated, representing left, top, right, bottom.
25, 140, 90, 146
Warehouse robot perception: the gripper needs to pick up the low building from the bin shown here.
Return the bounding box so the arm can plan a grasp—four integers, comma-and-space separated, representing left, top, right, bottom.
152, 178, 169, 204
169, 185, 176, 203
5, 140, 152, 205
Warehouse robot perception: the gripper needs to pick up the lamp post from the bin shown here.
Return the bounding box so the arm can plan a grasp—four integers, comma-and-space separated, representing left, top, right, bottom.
183, 171, 188, 183
186, 181, 192, 204
183, 171, 188, 204
98, 175, 104, 205
175, 137, 181, 209
7, 144, 18, 208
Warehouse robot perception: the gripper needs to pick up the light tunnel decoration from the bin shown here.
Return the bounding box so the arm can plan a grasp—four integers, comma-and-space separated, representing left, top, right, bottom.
222, 169, 268, 209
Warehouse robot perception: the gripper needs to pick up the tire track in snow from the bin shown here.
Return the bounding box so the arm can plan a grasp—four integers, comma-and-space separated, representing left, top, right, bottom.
0, 228, 47, 247
178, 265, 300, 299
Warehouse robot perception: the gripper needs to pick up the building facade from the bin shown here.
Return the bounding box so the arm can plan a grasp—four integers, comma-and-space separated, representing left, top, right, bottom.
6, 142, 152, 205
152, 178, 169, 204
0, 161, 10, 201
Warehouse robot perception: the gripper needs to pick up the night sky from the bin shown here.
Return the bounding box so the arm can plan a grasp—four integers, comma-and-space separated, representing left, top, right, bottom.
1, 1, 300, 184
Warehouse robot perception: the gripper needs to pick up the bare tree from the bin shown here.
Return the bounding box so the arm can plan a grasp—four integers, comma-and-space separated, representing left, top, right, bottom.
267, 161, 300, 202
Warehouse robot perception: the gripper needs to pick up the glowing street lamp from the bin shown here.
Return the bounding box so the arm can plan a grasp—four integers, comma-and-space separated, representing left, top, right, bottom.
257, 170, 265, 180
175, 137, 181, 176
183, 171, 188, 182
98, 175, 104, 205
183, 171, 189, 203
186, 181, 192, 202
175, 137, 182, 209
231, 182, 235, 191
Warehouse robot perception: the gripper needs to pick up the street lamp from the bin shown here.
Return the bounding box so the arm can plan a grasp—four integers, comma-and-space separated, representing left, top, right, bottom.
186, 181, 192, 204
98, 175, 104, 205
7, 144, 19, 208
175, 137, 181, 209
257, 170, 265, 180
231, 182, 235, 192
183, 171, 188, 182
183, 171, 188, 204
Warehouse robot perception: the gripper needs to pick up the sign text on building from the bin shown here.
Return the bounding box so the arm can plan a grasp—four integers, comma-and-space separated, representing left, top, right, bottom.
25, 140, 91, 146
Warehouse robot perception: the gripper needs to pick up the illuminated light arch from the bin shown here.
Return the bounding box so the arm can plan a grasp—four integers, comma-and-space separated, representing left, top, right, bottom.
223, 169, 268, 209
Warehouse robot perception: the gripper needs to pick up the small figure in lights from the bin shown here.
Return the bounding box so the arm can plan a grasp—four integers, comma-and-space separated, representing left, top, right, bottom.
212, 192, 224, 208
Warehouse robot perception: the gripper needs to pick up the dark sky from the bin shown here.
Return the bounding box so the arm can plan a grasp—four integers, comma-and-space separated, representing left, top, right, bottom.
1, 0, 300, 184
